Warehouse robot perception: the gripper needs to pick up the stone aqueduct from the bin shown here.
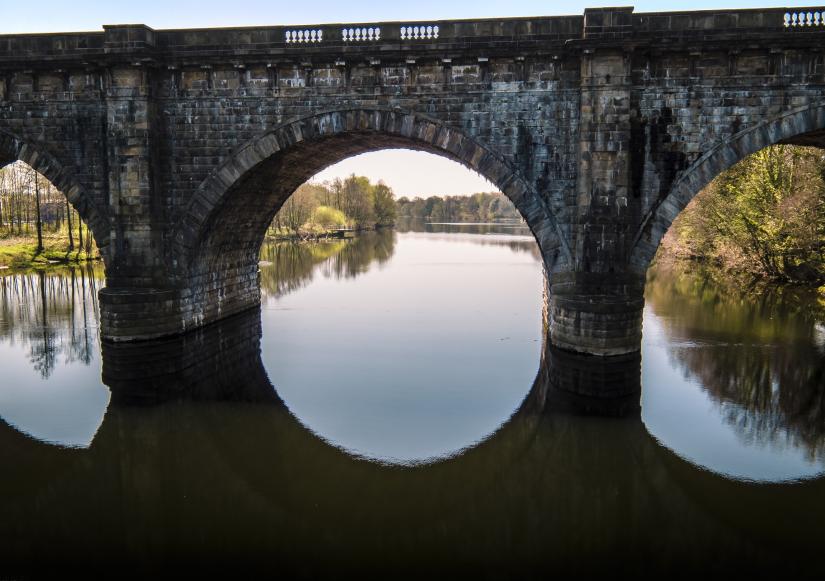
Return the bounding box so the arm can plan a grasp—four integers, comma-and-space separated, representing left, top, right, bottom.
1, 6, 824, 356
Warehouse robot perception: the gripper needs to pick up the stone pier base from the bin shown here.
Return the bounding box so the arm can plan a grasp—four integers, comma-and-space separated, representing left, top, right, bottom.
99, 283, 261, 342
99, 288, 190, 342
548, 272, 646, 356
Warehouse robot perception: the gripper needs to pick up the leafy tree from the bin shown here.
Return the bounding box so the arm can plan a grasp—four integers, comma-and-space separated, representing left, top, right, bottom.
395, 192, 522, 223
659, 144, 825, 284
341, 174, 375, 228
308, 206, 347, 230
267, 175, 400, 237
372, 182, 397, 226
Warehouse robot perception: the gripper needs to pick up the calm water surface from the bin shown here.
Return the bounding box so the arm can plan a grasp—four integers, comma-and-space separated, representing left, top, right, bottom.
1, 224, 824, 577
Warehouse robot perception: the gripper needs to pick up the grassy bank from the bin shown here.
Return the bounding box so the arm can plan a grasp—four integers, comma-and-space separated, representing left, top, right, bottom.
0, 233, 100, 271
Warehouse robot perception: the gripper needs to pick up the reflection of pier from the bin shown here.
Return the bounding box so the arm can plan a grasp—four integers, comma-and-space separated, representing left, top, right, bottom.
2, 309, 825, 577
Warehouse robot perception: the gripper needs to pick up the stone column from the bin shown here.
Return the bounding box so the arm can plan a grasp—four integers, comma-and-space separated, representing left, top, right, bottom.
547, 271, 645, 356
554, 7, 645, 356
97, 25, 186, 341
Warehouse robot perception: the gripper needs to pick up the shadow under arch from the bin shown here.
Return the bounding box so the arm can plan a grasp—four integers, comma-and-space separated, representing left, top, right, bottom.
631, 102, 825, 267
2, 309, 825, 576
0, 128, 111, 264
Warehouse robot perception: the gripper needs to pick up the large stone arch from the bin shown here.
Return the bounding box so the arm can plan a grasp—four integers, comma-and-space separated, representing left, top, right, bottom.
0, 128, 111, 265
165, 107, 572, 332
630, 102, 825, 269
172, 107, 570, 272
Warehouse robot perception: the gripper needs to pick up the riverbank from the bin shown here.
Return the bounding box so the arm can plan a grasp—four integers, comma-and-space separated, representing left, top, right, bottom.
264, 224, 391, 242
649, 256, 825, 314
0, 234, 100, 272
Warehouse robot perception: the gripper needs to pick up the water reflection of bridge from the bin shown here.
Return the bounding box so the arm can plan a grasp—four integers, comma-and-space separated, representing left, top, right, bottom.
1, 309, 824, 578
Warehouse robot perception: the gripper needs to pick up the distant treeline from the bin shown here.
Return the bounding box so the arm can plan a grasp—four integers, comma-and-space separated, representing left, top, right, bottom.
270, 174, 396, 238
395, 192, 521, 223
659, 145, 825, 285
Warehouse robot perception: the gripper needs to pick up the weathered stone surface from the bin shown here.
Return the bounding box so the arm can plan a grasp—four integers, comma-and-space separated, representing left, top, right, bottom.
1, 7, 824, 356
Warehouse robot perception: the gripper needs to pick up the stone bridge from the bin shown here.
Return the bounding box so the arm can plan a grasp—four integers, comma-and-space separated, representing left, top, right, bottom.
1, 6, 824, 355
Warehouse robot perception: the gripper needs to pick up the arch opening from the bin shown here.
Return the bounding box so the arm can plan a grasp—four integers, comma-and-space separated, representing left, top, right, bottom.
636, 105, 825, 482
0, 160, 104, 271
251, 151, 547, 464
0, 130, 110, 272
632, 103, 825, 269
0, 156, 110, 448
172, 109, 567, 332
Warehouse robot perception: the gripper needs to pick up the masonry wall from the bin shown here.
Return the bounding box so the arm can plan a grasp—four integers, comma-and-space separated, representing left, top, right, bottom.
1, 7, 824, 355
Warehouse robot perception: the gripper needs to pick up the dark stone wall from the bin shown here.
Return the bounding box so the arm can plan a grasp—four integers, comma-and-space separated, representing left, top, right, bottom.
1, 7, 824, 354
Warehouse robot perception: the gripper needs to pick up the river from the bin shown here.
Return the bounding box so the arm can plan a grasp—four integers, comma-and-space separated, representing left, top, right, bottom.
1, 223, 824, 577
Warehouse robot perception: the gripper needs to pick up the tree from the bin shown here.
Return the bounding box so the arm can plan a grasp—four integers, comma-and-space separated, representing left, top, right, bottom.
341, 174, 375, 228
66, 197, 74, 251
31, 167, 43, 252
277, 183, 316, 233
659, 144, 825, 283
372, 182, 397, 226
308, 205, 347, 230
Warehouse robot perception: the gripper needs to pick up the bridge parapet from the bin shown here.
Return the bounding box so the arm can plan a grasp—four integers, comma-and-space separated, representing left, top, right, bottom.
2, 7, 824, 65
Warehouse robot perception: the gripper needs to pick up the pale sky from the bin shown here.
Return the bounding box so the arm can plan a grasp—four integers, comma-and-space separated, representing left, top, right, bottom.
312, 150, 496, 198
0, 0, 816, 32
3, 0, 814, 197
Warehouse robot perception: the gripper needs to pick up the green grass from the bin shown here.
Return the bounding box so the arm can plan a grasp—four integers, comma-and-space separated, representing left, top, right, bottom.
0, 233, 99, 271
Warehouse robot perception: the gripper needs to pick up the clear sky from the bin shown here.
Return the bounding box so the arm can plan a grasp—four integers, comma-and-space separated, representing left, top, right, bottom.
0, 0, 817, 32
312, 151, 497, 198
4, 0, 813, 197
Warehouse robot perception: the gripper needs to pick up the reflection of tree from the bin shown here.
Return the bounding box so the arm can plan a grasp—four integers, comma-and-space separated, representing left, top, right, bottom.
323, 229, 395, 279
257, 226, 543, 301
0, 265, 103, 377
396, 219, 542, 259
259, 230, 398, 300
647, 262, 825, 461
28, 271, 57, 378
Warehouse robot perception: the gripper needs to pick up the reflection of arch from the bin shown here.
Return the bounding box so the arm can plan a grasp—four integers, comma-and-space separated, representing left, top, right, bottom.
99, 308, 635, 472
3, 312, 825, 575
631, 103, 825, 267
171, 108, 571, 274
0, 128, 110, 261
101, 307, 549, 464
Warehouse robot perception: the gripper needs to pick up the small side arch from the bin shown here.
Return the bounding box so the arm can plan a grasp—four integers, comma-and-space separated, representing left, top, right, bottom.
171, 107, 572, 274
631, 102, 825, 268
0, 128, 111, 262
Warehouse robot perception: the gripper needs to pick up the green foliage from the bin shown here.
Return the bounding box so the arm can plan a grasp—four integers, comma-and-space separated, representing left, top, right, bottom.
0, 234, 98, 270
0, 161, 99, 269
659, 145, 825, 284
268, 175, 399, 238
268, 176, 520, 240
372, 182, 397, 226
306, 205, 348, 231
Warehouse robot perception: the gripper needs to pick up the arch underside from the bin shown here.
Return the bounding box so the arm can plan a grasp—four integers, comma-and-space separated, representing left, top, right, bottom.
177, 110, 568, 273
0, 128, 110, 261
192, 133, 553, 277
632, 103, 825, 269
